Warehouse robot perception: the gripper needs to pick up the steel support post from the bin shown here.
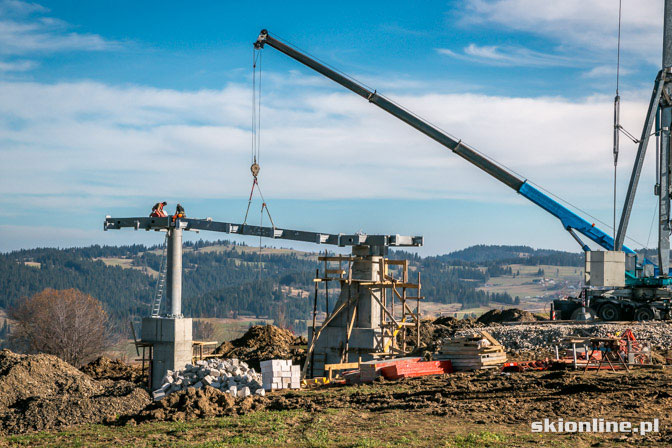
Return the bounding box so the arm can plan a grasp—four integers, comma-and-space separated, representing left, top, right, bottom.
166, 227, 183, 317
659, 0, 672, 275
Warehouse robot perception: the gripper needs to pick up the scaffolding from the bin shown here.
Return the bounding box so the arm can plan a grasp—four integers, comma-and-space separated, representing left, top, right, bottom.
305, 251, 423, 378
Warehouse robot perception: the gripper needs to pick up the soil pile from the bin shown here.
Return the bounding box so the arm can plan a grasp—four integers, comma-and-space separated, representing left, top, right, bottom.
476, 308, 538, 325
214, 325, 306, 371
0, 349, 149, 435
408, 317, 481, 352
133, 386, 267, 423
81, 356, 143, 383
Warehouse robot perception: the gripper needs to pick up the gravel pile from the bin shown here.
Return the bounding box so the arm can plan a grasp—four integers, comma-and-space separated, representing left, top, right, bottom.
454, 322, 672, 353
152, 358, 264, 401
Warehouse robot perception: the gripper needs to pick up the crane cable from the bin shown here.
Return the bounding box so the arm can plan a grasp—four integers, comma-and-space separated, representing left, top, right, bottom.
243, 46, 276, 229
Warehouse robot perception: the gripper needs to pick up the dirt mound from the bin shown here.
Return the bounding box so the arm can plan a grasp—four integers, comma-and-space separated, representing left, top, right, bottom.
476, 308, 537, 325
80, 356, 143, 383
133, 386, 267, 423
214, 325, 306, 371
0, 349, 149, 435
405, 317, 481, 352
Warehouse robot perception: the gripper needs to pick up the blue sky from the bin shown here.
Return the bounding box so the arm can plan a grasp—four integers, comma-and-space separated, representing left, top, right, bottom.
0, 0, 667, 254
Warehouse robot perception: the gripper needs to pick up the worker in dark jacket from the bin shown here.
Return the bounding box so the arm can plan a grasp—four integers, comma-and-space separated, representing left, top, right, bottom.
150, 201, 168, 217
172, 204, 186, 221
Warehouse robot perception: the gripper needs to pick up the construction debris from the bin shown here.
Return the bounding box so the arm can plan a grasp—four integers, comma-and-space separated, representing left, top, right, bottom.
260, 359, 300, 390
0, 349, 149, 435
460, 322, 672, 353
135, 385, 267, 423
214, 325, 306, 371
152, 358, 265, 401
437, 331, 507, 370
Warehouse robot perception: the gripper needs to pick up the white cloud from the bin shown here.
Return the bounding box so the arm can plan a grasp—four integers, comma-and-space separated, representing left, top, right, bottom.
438, 43, 576, 67
0, 76, 653, 214
0, 58, 34, 71
460, 0, 663, 66
0, 0, 120, 73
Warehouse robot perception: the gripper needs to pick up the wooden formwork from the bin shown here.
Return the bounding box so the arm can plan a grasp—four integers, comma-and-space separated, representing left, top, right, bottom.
304, 251, 423, 378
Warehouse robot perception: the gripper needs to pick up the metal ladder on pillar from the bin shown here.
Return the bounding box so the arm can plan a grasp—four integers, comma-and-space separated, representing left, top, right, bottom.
151, 235, 168, 317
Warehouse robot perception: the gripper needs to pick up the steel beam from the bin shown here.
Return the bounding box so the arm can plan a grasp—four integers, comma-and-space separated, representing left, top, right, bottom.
104, 216, 423, 249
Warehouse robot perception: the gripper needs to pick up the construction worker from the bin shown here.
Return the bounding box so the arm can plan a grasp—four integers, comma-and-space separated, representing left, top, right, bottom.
172, 204, 186, 221
150, 201, 168, 217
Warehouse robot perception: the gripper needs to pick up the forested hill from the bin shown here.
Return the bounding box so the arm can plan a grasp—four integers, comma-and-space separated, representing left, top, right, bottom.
439, 244, 584, 266
0, 242, 578, 330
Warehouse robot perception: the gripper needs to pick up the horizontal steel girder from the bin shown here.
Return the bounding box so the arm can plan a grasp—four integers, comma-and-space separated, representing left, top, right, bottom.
104, 217, 423, 248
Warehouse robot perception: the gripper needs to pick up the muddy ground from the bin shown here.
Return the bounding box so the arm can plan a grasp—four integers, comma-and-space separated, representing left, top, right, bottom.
5, 366, 672, 446
127, 365, 672, 446
267, 367, 672, 444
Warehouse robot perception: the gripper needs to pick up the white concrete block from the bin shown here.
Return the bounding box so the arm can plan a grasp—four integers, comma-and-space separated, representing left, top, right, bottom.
255, 388, 265, 396
152, 390, 166, 401
229, 385, 237, 396
238, 386, 250, 398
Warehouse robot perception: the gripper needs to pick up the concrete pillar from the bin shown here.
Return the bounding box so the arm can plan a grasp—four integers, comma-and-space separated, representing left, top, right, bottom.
165, 227, 183, 317
141, 317, 192, 389
310, 245, 386, 376
333, 245, 382, 328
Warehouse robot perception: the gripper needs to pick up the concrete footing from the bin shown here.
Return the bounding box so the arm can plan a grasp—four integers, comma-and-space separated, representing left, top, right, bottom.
141, 317, 192, 388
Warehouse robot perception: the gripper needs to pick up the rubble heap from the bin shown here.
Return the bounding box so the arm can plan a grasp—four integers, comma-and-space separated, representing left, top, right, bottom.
457, 321, 672, 353
136, 386, 268, 423
0, 349, 149, 435
215, 325, 306, 371
153, 358, 265, 401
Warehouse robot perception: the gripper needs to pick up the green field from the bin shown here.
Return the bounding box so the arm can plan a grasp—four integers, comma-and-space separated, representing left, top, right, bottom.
2, 408, 599, 448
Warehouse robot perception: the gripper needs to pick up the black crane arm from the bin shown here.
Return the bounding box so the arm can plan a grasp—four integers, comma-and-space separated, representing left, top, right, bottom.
254, 30, 524, 191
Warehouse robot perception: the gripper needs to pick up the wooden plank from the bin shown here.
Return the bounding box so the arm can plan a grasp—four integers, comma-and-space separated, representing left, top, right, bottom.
480, 331, 501, 347
325, 362, 360, 370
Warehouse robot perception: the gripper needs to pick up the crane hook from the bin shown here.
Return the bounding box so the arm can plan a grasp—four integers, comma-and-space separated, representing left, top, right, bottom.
251, 162, 260, 178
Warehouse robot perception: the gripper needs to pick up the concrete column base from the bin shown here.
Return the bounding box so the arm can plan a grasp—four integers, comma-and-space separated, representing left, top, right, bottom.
141, 317, 192, 388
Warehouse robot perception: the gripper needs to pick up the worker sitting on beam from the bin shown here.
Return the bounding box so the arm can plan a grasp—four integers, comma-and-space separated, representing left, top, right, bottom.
172, 203, 186, 221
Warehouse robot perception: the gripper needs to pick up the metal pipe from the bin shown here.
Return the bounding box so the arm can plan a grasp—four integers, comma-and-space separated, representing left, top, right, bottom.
166, 227, 183, 317
615, 73, 665, 250
664, 0, 672, 68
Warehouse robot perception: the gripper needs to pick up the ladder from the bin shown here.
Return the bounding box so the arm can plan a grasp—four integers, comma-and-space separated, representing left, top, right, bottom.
151, 236, 168, 317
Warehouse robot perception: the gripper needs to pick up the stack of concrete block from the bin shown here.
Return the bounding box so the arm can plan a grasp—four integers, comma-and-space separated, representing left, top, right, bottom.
260, 359, 301, 391
152, 358, 266, 401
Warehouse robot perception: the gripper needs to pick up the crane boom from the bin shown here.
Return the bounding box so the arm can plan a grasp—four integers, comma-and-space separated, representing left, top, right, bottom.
254, 30, 635, 255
